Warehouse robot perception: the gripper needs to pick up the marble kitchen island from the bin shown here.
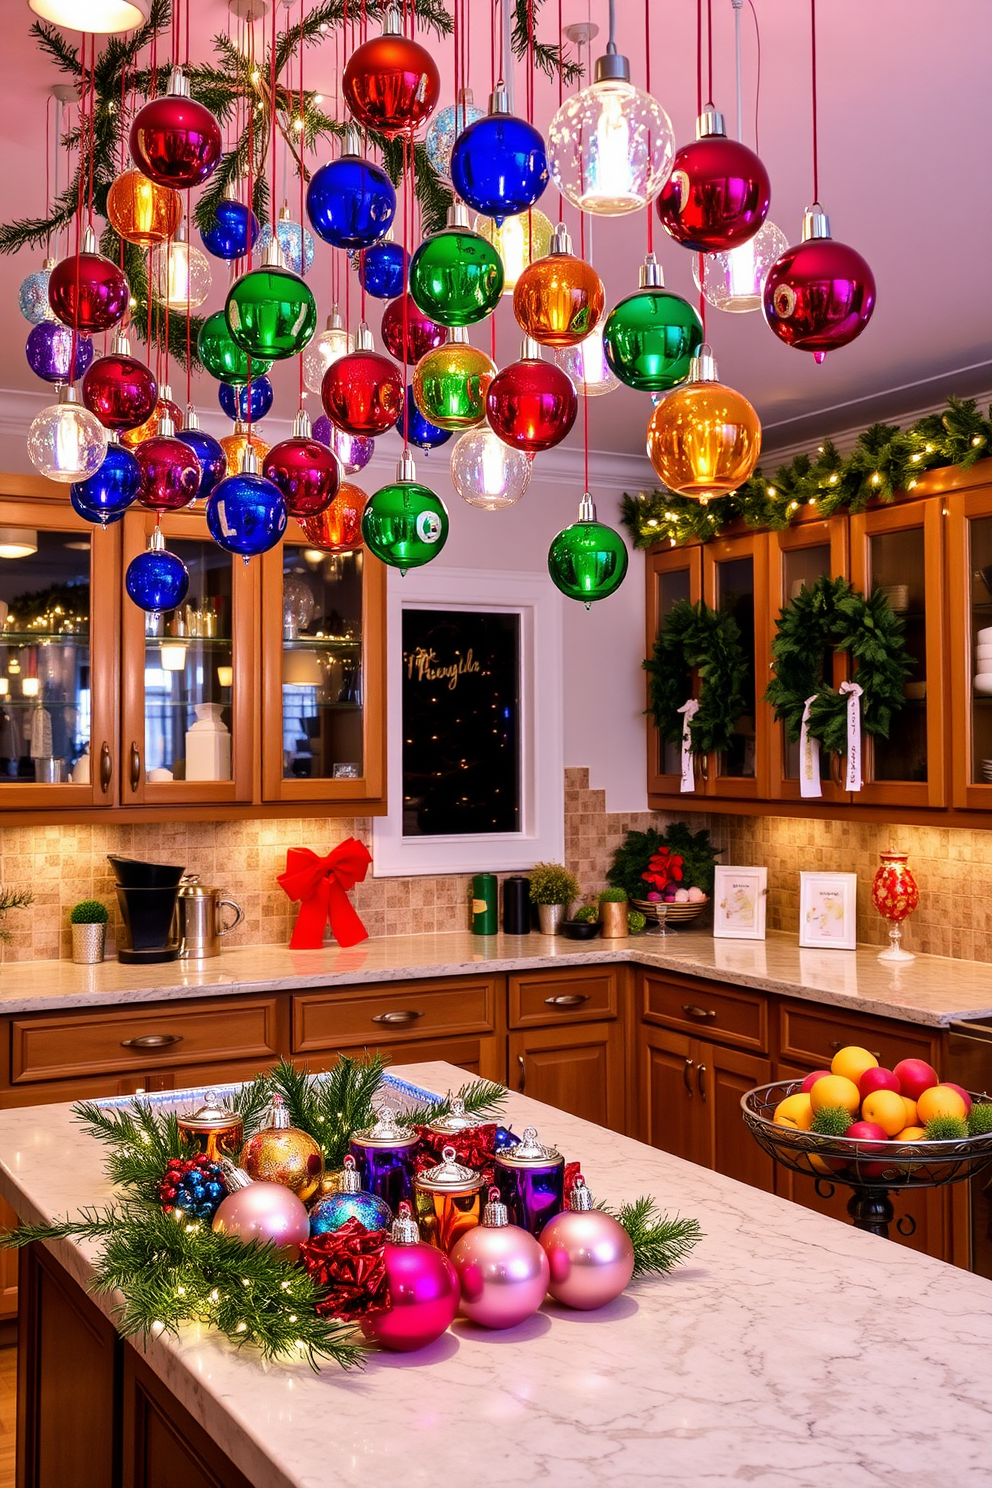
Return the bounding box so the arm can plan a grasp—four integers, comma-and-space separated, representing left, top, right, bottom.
1, 1061, 991, 1488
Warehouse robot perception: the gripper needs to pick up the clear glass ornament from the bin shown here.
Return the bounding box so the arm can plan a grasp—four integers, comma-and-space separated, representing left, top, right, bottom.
547, 67, 675, 216
303, 311, 356, 393
474, 210, 554, 295
258, 213, 316, 277
282, 572, 316, 636
691, 218, 789, 313
450, 426, 533, 511
554, 325, 620, 397
18, 262, 56, 325
426, 89, 485, 183
27, 389, 108, 484
148, 232, 212, 311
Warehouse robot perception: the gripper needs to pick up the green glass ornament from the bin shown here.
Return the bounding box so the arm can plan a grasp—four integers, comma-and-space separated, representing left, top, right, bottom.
361, 453, 449, 575
409, 203, 503, 328
548, 494, 629, 607
602, 253, 703, 392
225, 244, 318, 362
198, 311, 272, 385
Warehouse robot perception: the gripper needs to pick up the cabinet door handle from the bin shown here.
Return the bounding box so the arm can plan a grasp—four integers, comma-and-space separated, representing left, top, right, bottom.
99, 741, 112, 794
682, 1004, 716, 1020
517, 1053, 526, 1092
683, 1057, 694, 1097
129, 740, 141, 792
829, 1040, 882, 1060
697, 1063, 707, 1100
120, 1033, 184, 1050
544, 993, 589, 1007
370, 1009, 423, 1025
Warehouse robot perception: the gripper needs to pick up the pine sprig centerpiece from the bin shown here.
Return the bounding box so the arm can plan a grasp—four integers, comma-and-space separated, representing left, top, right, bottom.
600, 1200, 703, 1280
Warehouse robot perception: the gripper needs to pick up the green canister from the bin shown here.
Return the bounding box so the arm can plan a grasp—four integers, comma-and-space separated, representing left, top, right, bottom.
471, 873, 498, 935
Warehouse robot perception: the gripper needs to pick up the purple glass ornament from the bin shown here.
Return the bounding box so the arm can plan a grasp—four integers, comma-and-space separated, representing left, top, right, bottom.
349, 1108, 419, 1212
493, 1127, 565, 1238
26, 323, 93, 384
312, 416, 375, 474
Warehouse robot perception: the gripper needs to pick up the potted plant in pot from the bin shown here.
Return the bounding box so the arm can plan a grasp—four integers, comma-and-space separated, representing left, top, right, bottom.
529, 862, 580, 936
69, 900, 109, 964
597, 888, 629, 939
606, 823, 719, 928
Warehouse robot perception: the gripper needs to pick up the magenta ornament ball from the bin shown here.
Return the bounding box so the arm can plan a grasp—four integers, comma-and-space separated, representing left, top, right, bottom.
361, 1239, 458, 1352
450, 1221, 550, 1329
762, 236, 876, 360
539, 1208, 634, 1310
211, 1181, 311, 1263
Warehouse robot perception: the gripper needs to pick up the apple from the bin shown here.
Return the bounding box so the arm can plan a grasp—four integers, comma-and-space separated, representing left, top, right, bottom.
845, 1121, 889, 1143
859, 1066, 901, 1100
892, 1058, 939, 1101
943, 1081, 973, 1115
801, 1068, 832, 1094
845, 1120, 889, 1179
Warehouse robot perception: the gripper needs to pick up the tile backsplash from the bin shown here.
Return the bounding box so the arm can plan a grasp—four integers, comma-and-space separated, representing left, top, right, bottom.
1, 768, 989, 962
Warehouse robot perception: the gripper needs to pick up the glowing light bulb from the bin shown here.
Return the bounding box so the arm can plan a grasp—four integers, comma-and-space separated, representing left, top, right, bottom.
692, 219, 789, 314
148, 229, 212, 312
302, 307, 355, 393
554, 325, 620, 396
21, 677, 40, 697
474, 210, 553, 294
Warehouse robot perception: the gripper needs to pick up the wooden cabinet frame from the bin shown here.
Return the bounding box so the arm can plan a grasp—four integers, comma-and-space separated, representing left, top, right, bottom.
644, 543, 703, 798
946, 482, 992, 810
702, 530, 771, 800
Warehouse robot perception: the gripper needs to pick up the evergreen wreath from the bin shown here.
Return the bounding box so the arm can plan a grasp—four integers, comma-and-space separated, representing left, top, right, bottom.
644, 600, 748, 759
764, 575, 914, 756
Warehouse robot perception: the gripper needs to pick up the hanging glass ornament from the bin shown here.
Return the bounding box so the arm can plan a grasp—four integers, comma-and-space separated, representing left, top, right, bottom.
450, 426, 533, 511
474, 210, 554, 296
134, 408, 201, 512
125, 527, 190, 614
602, 254, 704, 392
321, 322, 404, 437
175, 406, 227, 502
426, 88, 485, 183
547, 40, 675, 216
412, 328, 496, 431
119, 386, 183, 450
450, 82, 549, 224
70, 439, 141, 525
300, 481, 367, 552
486, 338, 578, 454
342, 6, 440, 139
646, 344, 761, 499
206, 444, 288, 559
554, 325, 620, 397
257, 202, 315, 277
27, 385, 108, 483
81, 332, 158, 431
129, 67, 222, 188
25, 322, 93, 384
548, 493, 629, 607
107, 168, 182, 247
197, 310, 272, 384
225, 240, 317, 363
239, 1096, 324, 1201
380, 293, 447, 364
409, 202, 504, 327
656, 105, 770, 253
148, 223, 212, 311
18, 259, 57, 325
692, 217, 789, 314
305, 124, 396, 251
262, 411, 341, 519
513, 222, 604, 348
302, 306, 355, 394
358, 236, 408, 300
361, 1203, 459, 1353
361, 451, 449, 574
219, 421, 271, 476
308, 1155, 393, 1236
397, 386, 452, 453
218, 375, 273, 424
312, 418, 374, 475
200, 182, 259, 260
763, 206, 876, 362
48, 225, 130, 336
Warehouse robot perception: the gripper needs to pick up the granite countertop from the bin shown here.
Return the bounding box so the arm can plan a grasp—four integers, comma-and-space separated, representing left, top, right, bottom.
0, 929, 990, 1027
0, 1059, 990, 1487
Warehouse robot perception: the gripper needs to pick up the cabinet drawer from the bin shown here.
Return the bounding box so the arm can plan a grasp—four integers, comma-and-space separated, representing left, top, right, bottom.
11, 998, 281, 1085
641, 972, 768, 1052
292, 977, 498, 1054
509, 968, 617, 1028
779, 1002, 939, 1070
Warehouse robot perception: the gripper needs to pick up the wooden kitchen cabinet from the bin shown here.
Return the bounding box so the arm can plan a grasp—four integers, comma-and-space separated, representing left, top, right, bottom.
510, 1020, 625, 1131
644, 543, 704, 795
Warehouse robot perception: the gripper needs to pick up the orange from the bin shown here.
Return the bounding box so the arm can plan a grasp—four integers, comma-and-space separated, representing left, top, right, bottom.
916, 1085, 967, 1124
901, 1096, 918, 1127
773, 1093, 814, 1130
830, 1045, 879, 1085
809, 1074, 861, 1116
861, 1089, 907, 1136
894, 1126, 926, 1142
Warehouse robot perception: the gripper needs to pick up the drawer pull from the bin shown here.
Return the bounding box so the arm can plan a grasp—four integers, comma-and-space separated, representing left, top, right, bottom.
697, 1063, 707, 1101
120, 1033, 184, 1050
544, 993, 589, 1007
683, 1057, 694, 1097
828, 1040, 881, 1059
371, 1010, 423, 1025
682, 1004, 716, 1020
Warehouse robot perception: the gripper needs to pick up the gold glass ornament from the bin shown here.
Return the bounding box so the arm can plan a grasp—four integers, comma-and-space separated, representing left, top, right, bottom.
119, 388, 183, 449
176, 1088, 243, 1162
107, 167, 183, 247
646, 345, 761, 501
239, 1095, 325, 1203
474, 209, 554, 294
512, 223, 605, 348
412, 329, 497, 431
220, 421, 271, 475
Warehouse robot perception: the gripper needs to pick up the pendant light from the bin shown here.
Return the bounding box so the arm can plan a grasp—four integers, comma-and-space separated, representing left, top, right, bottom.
646, 344, 761, 501
548, 493, 629, 607
602, 254, 703, 393
29, 0, 149, 33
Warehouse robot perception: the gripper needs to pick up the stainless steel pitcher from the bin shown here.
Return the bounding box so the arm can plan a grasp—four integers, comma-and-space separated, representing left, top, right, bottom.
175, 875, 244, 959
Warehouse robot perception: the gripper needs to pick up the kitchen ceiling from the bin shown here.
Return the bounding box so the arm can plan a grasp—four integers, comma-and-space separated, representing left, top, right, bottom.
0, 0, 989, 468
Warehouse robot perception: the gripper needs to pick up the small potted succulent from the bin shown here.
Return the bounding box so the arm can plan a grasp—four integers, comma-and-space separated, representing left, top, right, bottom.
69, 899, 109, 964
528, 862, 580, 936
598, 887, 629, 939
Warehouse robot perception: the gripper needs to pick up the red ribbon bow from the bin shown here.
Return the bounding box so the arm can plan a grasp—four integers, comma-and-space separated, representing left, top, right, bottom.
300, 1218, 390, 1320
276, 839, 372, 949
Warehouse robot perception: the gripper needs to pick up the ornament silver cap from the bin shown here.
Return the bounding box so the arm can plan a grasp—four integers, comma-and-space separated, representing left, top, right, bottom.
594, 49, 631, 84
689, 343, 718, 383
161, 382, 173, 402
447, 200, 471, 230
148, 526, 166, 552
341, 123, 364, 158
568, 1176, 594, 1211
382, 3, 403, 37
496, 1126, 563, 1169
456, 85, 476, 108
279, 199, 292, 222
415, 1144, 484, 1192
266, 1094, 291, 1129
262, 236, 285, 269
355, 320, 375, 352
218, 1159, 253, 1192
326, 304, 345, 331
448, 325, 469, 344
293, 408, 312, 439
390, 1202, 421, 1245
550, 223, 573, 256
168, 66, 192, 99
239, 442, 258, 474
427, 1096, 478, 1136
353, 1103, 418, 1149
182, 1090, 231, 1129
81, 224, 98, 256
696, 104, 726, 139
488, 81, 511, 116
222, 177, 240, 202
639, 253, 664, 289
803, 204, 831, 241
183, 404, 200, 431
58, 384, 79, 405
578, 492, 597, 522
521, 336, 543, 361
483, 1188, 509, 1227
338, 1156, 362, 1193
43, 256, 57, 271
158, 410, 176, 438
173, 220, 188, 244
397, 448, 417, 483
112, 330, 132, 357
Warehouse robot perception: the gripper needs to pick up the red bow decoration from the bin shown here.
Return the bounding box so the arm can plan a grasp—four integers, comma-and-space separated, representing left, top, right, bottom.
301, 1218, 390, 1320
276, 839, 372, 949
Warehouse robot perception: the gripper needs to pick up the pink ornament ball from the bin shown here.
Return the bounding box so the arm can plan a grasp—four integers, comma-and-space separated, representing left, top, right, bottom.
211, 1181, 311, 1263
539, 1208, 634, 1310
450, 1221, 550, 1329
361, 1238, 458, 1352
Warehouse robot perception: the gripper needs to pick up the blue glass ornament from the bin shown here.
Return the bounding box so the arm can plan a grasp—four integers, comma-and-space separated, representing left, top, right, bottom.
450, 96, 549, 224
396, 386, 452, 452
358, 240, 408, 300
426, 91, 485, 183
306, 137, 396, 250
258, 215, 315, 276
199, 197, 259, 260
308, 1187, 392, 1236
175, 422, 227, 502
206, 472, 287, 558
218, 376, 273, 423
26, 323, 93, 384
19, 264, 56, 325
70, 442, 140, 524
125, 543, 190, 613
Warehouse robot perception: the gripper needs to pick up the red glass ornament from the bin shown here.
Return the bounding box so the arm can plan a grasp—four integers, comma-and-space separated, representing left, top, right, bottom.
129, 86, 222, 189
380, 295, 447, 364
763, 219, 876, 362
322, 349, 404, 437
656, 112, 770, 253
300, 482, 367, 553
343, 27, 440, 139
48, 250, 130, 336
134, 435, 201, 512
262, 436, 340, 520
486, 349, 577, 454
81, 352, 158, 432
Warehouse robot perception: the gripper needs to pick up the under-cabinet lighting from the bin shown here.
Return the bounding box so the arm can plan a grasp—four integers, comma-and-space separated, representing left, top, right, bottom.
0, 528, 37, 559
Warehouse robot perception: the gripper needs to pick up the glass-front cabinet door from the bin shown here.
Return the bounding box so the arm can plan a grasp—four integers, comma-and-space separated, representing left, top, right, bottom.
121, 510, 255, 804
260, 524, 385, 807
702, 533, 770, 799
644, 543, 702, 797
0, 496, 119, 811
947, 480, 992, 809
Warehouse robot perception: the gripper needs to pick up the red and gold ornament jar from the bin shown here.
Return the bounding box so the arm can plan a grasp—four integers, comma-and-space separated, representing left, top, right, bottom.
871, 849, 919, 964
412, 1144, 484, 1254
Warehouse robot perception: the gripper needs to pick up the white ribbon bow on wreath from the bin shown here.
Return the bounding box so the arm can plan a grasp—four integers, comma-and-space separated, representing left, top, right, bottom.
678, 698, 700, 794
839, 680, 864, 791
799, 694, 822, 798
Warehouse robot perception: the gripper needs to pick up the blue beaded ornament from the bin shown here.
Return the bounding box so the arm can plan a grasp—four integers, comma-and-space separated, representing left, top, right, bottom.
206, 471, 287, 558
306, 129, 396, 250
450, 88, 549, 224
158, 1156, 227, 1221
358, 240, 408, 300
125, 534, 190, 613
175, 416, 227, 502
396, 386, 452, 452
70, 441, 141, 524
200, 197, 259, 260
425, 91, 485, 183
18, 263, 56, 325
258, 214, 315, 276
307, 1156, 392, 1236
218, 376, 273, 423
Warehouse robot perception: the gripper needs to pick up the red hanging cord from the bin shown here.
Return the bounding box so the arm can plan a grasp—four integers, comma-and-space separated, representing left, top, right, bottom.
810, 0, 819, 202
298, 0, 306, 410
706, 0, 714, 103
645, 0, 653, 253
695, 0, 702, 117
185, 187, 192, 408
401, 131, 411, 451
270, 0, 278, 233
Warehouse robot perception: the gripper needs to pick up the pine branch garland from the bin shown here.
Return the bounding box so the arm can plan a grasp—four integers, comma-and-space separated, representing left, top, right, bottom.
398, 1078, 507, 1129
603, 1198, 703, 1279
